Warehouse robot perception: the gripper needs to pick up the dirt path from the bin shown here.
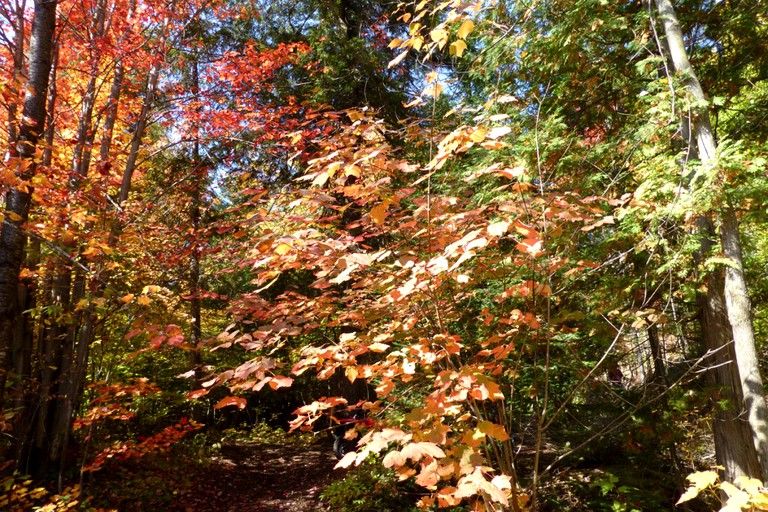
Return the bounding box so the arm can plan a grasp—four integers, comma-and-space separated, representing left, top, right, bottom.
179, 441, 340, 511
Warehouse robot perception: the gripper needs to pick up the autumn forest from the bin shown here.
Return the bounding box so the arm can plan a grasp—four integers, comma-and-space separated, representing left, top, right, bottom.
1, 0, 768, 510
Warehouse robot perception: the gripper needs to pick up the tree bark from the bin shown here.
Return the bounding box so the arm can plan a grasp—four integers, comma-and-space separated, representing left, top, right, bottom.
698, 256, 762, 480
0, 0, 58, 414
654, 0, 768, 480
721, 206, 768, 478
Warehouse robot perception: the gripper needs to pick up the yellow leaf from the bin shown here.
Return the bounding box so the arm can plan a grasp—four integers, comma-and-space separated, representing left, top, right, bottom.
82, 246, 100, 257
470, 128, 487, 142
327, 161, 343, 176
677, 470, 719, 505
425, 83, 443, 99
347, 110, 365, 121
457, 19, 475, 39
720, 481, 750, 511
345, 164, 361, 178
274, 242, 292, 255
312, 171, 329, 187
388, 37, 404, 49
137, 295, 151, 306
345, 366, 358, 383
74, 299, 89, 311
450, 40, 467, 57
686, 470, 719, 489
368, 342, 390, 353
734, 476, 765, 496
430, 28, 448, 44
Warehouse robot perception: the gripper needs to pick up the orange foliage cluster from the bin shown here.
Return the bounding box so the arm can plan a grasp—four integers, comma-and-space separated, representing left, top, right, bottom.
196, 101, 609, 509
83, 418, 201, 473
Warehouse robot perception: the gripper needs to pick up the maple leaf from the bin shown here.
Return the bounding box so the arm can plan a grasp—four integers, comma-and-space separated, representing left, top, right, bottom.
268, 375, 294, 389
214, 396, 247, 410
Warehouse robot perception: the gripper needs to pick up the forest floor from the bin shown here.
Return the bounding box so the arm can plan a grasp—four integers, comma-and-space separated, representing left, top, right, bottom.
177, 440, 340, 512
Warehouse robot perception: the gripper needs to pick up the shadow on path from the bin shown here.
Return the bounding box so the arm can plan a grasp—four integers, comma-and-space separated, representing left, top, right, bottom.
180, 441, 339, 511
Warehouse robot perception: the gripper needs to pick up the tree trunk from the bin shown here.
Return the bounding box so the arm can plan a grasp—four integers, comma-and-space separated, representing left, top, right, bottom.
190, 57, 203, 355
0, 0, 58, 416
71, 0, 108, 181
654, 0, 768, 480
720, 206, 768, 478
698, 257, 762, 480
117, 64, 160, 208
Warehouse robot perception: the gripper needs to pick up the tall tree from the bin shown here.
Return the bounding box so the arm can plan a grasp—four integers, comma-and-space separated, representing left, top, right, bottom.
653, 0, 768, 481
0, 0, 57, 414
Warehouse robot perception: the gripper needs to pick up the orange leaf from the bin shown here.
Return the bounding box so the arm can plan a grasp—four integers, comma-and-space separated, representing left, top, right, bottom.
478, 421, 510, 441
214, 396, 247, 410
376, 379, 395, 396
269, 375, 294, 389
187, 388, 209, 399
370, 201, 390, 225
516, 238, 545, 258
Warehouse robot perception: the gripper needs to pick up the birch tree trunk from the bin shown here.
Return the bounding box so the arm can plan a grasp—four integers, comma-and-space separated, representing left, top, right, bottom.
654, 0, 768, 481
